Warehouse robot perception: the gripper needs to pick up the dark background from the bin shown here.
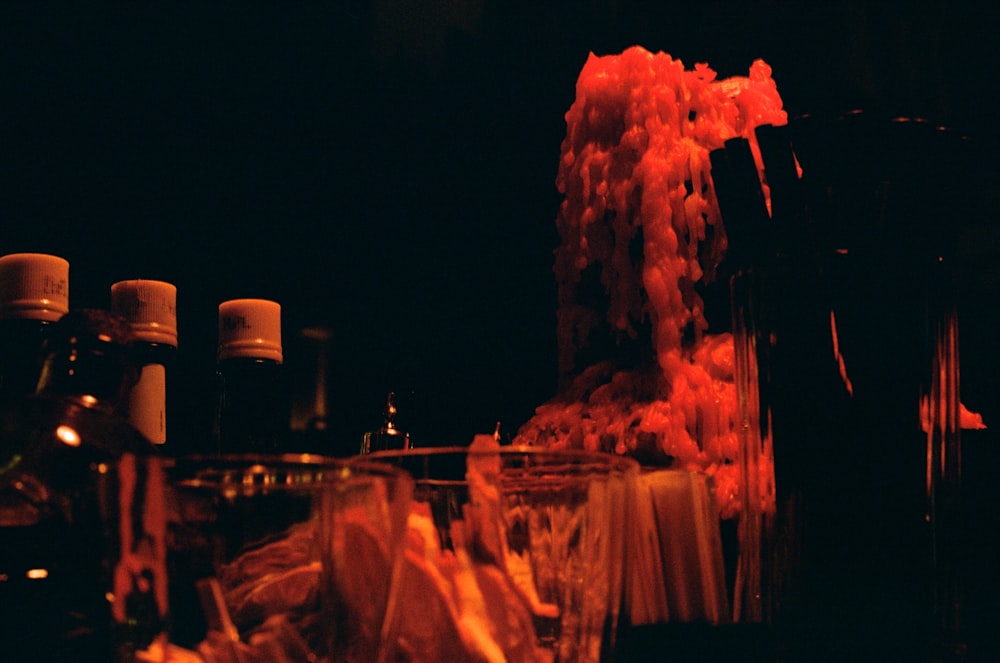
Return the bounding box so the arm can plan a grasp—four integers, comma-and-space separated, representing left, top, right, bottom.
1, 1, 998, 452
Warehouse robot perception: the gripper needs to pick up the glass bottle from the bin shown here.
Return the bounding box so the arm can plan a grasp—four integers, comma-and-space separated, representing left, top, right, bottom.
288, 325, 342, 454
0, 252, 70, 404
0, 308, 167, 662
111, 279, 178, 449
360, 391, 411, 454
212, 298, 289, 454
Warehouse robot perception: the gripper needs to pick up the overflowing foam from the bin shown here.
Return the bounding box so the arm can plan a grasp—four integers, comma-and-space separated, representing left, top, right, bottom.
515, 46, 788, 518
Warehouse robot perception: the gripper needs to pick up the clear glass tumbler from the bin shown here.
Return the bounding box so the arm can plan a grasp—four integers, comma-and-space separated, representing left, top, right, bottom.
164, 453, 413, 662
368, 445, 638, 663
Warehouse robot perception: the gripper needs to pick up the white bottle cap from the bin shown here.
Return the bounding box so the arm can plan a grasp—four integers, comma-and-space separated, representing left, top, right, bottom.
0, 253, 70, 322
110, 279, 178, 347
218, 298, 282, 363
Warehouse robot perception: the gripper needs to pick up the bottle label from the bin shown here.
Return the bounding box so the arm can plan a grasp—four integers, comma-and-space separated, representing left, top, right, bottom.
129, 364, 167, 445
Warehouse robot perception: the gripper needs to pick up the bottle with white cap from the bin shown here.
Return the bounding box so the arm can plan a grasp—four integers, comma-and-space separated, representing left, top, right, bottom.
0, 308, 166, 661
0, 253, 70, 404
212, 298, 289, 454
110, 279, 178, 449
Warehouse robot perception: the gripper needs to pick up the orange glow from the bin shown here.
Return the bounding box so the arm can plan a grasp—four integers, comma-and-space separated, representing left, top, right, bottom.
829, 310, 853, 396
26, 568, 49, 580
56, 425, 81, 447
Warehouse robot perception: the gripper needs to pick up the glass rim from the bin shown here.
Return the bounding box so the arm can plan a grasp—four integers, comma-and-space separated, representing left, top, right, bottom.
363, 444, 640, 473
165, 452, 413, 491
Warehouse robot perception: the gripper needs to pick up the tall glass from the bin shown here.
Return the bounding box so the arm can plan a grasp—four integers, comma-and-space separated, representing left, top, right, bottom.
626, 468, 730, 627
723, 113, 984, 658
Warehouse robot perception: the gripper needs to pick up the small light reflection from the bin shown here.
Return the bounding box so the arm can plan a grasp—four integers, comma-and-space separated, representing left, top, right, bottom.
56, 425, 81, 447
80, 394, 98, 407
26, 568, 49, 580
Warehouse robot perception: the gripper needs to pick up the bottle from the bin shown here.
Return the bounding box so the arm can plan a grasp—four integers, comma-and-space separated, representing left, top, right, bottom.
288, 325, 338, 454
212, 298, 289, 454
110, 279, 178, 449
0, 252, 70, 404
0, 308, 167, 662
360, 391, 411, 454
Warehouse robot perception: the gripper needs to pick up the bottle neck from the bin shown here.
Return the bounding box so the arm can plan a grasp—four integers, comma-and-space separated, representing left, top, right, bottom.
0, 317, 56, 403
213, 355, 289, 454
130, 341, 176, 367
36, 346, 136, 417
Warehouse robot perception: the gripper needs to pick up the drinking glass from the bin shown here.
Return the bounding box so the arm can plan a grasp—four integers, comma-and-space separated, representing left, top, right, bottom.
367, 445, 638, 663
626, 468, 729, 626
164, 453, 413, 662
